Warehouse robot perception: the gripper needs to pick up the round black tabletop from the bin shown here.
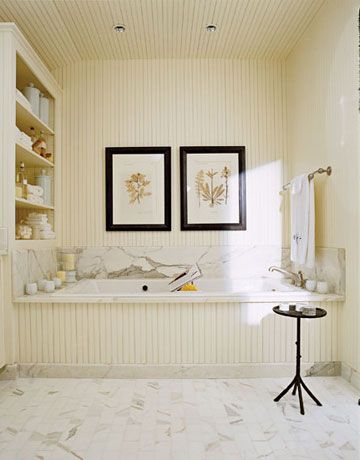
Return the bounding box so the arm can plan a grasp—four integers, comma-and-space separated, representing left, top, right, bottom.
273, 306, 327, 319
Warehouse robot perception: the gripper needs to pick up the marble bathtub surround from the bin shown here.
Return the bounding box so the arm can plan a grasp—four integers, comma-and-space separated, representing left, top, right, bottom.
12, 245, 345, 298
57, 245, 291, 280
12, 248, 57, 297
57, 245, 345, 294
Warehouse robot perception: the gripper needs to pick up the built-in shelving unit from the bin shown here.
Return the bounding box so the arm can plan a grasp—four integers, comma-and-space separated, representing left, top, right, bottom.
0, 23, 62, 368
0, 24, 62, 247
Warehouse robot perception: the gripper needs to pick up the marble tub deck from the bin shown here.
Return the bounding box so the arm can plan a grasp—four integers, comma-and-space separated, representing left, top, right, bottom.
0, 377, 359, 460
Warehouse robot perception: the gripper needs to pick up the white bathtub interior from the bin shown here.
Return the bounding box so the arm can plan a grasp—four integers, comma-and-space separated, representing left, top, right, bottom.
57, 277, 303, 296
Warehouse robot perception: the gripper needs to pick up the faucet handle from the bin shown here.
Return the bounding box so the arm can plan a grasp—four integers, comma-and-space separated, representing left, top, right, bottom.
297, 270, 306, 287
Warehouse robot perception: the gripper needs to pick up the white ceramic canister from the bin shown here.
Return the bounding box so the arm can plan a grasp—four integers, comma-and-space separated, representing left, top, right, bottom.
39, 93, 49, 125
22, 83, 40, 117
35, 170, 52, 206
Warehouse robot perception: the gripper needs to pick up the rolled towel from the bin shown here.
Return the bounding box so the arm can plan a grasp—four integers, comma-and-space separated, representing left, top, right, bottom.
40, 231, 55, 240
26, 214, 47, 218
27, 212, 47, 219
26, 194, 44, 205
26, 221, 48, 226
27, 184, 44, 197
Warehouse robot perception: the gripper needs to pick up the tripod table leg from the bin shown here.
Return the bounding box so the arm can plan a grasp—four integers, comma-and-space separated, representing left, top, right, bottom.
300, 377, 322, 406
297, 381, 305, 415
274, 376, 296, 402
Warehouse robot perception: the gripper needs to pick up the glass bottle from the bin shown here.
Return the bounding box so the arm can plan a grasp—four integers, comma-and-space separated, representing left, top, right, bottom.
18, 162, 28, 199
15, 170, 22, 199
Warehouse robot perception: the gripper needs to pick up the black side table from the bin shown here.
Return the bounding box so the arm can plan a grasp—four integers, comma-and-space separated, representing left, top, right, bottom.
273, 306, 327, 415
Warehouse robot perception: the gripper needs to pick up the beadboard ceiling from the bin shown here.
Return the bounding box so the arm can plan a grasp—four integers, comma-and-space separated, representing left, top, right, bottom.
0, 0, 324, 70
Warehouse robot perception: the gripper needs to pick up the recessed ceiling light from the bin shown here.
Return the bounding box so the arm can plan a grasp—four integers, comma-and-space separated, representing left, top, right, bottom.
113, 24, 126, 33
206, 24, 217, 32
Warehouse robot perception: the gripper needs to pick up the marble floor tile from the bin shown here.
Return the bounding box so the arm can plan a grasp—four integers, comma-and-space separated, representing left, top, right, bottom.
0, 377, 359, 459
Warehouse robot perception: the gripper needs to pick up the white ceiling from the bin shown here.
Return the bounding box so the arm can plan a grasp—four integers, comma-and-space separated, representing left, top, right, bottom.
0, 0, 325, 70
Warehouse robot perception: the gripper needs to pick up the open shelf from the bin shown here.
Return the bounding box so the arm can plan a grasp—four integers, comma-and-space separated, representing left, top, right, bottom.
16, 142, 54, 168
15, 197, 54, 210
16, 54, 54, 100
16, 95, 54, 136
14, 239, 56, 249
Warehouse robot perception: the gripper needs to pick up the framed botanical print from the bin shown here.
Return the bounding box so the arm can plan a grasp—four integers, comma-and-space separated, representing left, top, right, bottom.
106, 147, 171, 231
180, 146, 246, 230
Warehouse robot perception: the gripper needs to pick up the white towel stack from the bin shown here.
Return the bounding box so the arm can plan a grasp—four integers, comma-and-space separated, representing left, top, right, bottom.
25, 212, 55, 240
26, 184, 44, 205
15, 126, 32, 150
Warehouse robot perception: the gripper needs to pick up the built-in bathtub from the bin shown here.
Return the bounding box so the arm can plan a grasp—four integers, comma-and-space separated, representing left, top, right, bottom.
14, 278, 344, 303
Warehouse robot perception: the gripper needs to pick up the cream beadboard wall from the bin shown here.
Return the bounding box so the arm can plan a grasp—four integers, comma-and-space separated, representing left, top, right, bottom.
287, 0, 359, 380
52, 59, 289, 247
17, 301, 340, 366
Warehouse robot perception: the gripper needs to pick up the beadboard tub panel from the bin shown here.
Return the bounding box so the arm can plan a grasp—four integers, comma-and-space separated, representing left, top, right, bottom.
16, 301, 340, 365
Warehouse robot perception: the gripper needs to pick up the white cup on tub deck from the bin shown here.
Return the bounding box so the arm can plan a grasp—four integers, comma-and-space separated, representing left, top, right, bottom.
37, 278, 47, 291
316, 281, 328, 294
52, 277, 62, 289
25, 283, 37, 295
44, 280, 55, 293
305, 279, 317, 292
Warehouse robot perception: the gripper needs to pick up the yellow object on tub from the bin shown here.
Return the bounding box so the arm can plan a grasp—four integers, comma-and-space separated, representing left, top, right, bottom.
180, 282, 198, 291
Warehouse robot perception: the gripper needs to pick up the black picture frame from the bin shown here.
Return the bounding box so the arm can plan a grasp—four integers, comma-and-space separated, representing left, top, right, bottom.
106, 147, 171, 231
180, 146, 246, 231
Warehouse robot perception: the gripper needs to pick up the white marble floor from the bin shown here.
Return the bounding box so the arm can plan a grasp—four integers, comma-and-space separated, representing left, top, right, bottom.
0, 377, 359, 460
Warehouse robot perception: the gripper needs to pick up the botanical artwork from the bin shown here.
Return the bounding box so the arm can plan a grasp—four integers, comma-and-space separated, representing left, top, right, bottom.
125, 173, 152, 204
195, 166, 231, 207
180, 146, 246, 230
106, 147, 171, 231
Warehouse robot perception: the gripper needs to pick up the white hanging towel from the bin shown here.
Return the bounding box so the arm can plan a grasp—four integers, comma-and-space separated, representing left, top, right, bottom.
290, 174, 315, 268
